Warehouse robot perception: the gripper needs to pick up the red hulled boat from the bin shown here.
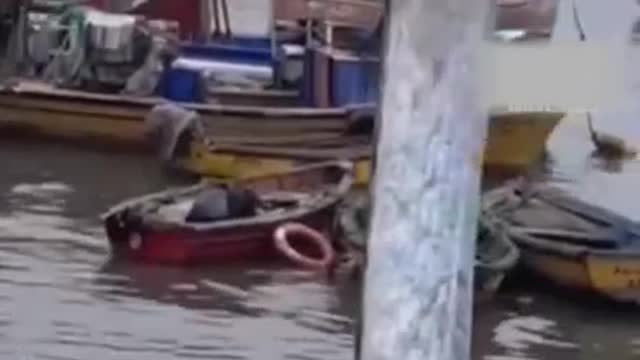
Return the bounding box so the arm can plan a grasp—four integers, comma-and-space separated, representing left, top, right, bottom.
102, 161, 354, 265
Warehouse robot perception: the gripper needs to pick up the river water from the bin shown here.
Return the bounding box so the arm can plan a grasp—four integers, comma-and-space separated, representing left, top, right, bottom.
2, 2, 640, 358
1, 112, 640, 360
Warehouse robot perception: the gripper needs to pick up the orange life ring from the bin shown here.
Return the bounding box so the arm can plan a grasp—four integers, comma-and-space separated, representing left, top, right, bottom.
273, 222, 335, 271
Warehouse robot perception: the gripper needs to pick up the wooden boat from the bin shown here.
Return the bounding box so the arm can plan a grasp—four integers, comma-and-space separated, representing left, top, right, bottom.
182, 138, 372, 186
0, 79, 564, 179
0, 80, 368, 150
483, 180, 640, 304
335, 193, 520, 299
101, 160, 354, 265
179, 110, 565, 186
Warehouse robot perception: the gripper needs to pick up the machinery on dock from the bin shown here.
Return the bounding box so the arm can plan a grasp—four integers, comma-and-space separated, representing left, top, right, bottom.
2, 0, 179, 95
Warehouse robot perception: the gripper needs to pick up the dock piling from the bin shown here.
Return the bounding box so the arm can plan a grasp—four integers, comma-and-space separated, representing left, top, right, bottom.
360, 0, 491, 359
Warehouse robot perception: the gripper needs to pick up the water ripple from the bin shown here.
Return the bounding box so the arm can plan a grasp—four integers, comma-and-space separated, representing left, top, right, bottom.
492, 316, 578, 352
5, 105, 640, 360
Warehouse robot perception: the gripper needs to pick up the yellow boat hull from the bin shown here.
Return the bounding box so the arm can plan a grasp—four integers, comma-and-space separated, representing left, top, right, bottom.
0, 81, 357, 149
181, 111, 564, 185
182, 146, 373, 185
521, 249, 640, 304
0, 83, 564, 182
484, 111, 563, 167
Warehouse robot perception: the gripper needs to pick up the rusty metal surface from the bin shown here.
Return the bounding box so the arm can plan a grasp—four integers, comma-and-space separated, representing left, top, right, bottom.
495, 0, 558, 34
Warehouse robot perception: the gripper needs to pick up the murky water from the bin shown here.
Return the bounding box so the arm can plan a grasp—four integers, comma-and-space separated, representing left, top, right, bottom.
476, 113, 640, 360
0, 140, 358, 360
2, 0, 639, 358
2, 112, 640, 360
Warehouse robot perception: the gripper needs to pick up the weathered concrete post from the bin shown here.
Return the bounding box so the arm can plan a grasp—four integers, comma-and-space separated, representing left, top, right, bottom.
360, 0, 491, 359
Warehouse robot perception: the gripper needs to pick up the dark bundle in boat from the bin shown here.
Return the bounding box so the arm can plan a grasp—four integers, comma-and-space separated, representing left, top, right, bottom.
102, 161, 354, 265
483, 180, 640, 304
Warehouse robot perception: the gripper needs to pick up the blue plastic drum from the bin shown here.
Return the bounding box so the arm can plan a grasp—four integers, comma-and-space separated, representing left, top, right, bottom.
161, 67, 204, 103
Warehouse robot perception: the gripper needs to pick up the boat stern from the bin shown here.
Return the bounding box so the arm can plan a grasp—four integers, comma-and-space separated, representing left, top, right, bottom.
586, 252, 640, 304
103, 208, 139, 255
484, 110, 565, 168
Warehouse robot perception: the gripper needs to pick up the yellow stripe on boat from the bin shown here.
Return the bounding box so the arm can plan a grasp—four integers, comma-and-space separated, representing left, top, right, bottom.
181, 142, 372, 186
517, 249, 640, 303
0, 82, 565, 178
484, 111, 564, 167
521, 251, 593, 289
181, 111, 565, 185
587, 254, 640, 302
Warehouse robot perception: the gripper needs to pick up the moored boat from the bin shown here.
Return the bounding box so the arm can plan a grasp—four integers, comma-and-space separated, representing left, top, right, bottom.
0, 80, 369, 150
101, 160, 354, 266
177, 109, 565, 186
0, 79, 564, 176
1, 1, 564, 174
484, 180, 640, 304
181, 135, 372, 186
484, 109, 564, 168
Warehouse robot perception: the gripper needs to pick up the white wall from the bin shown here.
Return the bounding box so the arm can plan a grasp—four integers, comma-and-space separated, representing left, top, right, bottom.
224, 0, 272, 37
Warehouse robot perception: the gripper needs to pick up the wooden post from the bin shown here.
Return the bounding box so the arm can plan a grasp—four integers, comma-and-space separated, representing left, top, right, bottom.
360, 0, 491, 359
0, 0, 29, 79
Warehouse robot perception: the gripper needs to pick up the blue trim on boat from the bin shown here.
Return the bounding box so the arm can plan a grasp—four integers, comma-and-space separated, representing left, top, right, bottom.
180, 43, 274, 65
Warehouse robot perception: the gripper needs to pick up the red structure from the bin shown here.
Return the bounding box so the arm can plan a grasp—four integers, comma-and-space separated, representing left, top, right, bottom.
129, 0, 202, 39
86, 0, 109, 10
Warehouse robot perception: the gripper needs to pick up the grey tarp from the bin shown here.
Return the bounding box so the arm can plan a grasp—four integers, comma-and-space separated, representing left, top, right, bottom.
144, 102, 205, 162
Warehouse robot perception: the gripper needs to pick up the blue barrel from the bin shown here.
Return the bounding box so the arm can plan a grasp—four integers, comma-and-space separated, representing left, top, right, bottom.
331, 54, 380, 107
161, 67, 204, 103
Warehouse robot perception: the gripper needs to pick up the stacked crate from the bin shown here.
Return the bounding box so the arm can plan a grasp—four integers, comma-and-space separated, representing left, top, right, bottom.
272, 0, 383, 107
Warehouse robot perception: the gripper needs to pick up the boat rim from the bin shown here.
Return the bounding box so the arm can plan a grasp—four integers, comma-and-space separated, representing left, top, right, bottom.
101, 160, 355, 231
4, 81, 569, 119
0, 79, 377, 117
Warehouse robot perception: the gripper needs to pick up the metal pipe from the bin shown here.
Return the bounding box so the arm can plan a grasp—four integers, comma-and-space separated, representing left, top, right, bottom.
220, 0, 231, 37
360, 0, 491, 359
211, 0, 221, 38
200, 0, 214, 40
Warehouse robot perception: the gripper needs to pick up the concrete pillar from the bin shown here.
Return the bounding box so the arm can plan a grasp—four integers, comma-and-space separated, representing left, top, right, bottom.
360, 0, 491, 359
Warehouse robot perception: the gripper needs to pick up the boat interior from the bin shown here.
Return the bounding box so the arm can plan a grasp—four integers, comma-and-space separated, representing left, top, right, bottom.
108, 162, 352, 228
149, 185, 323, 224
486, 183, 640, 251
